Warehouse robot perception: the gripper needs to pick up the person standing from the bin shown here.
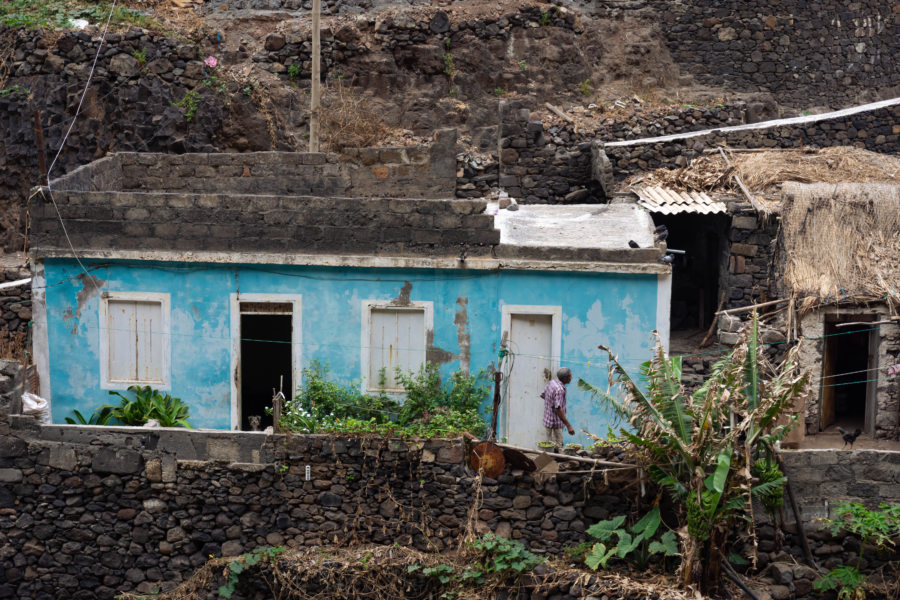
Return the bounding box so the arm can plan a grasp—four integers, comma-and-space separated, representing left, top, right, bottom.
541, 367, 574, 447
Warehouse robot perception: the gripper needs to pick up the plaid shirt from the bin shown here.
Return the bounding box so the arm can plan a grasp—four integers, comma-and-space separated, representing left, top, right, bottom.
541, 379, 567, 429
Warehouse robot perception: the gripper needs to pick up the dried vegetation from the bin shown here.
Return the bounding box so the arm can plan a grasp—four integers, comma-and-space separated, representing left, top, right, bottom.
781, 182, 900, 307
627, 146, 900, 199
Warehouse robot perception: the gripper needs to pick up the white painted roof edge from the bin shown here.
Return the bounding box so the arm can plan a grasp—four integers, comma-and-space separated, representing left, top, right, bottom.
31, 250, 670, 274
604, 96, 900, 148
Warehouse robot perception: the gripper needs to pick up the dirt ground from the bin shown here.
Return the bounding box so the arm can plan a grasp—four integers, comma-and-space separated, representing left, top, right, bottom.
794, 427, 900, 451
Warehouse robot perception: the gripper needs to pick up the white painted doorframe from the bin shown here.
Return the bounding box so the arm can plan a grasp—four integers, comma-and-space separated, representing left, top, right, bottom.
229, 293, 302, 431
500, 305, 562, 446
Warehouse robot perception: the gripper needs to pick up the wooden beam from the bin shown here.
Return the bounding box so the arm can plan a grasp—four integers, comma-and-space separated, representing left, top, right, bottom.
718, 147, 768, 215
309, 0, 321, 152
715, 298, 790, 316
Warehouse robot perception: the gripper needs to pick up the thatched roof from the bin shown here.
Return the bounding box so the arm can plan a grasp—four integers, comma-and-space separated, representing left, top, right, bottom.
781, 182, 900, 306
624, 146, 900, 205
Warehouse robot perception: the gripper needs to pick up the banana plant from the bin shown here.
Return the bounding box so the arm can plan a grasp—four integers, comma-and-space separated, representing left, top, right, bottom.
578, 312, 807, 593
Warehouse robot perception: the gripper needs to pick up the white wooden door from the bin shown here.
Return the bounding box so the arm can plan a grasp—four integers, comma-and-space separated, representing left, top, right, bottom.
506, 314, 553, 448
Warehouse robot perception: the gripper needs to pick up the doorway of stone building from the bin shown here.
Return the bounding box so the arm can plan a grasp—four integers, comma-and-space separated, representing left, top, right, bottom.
230, 294, 302, 431
501, 306, 561, 448
820, 316, 878, 435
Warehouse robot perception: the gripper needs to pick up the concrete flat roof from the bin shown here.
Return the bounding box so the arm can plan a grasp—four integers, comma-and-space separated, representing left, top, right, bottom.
491, 202, 657, 250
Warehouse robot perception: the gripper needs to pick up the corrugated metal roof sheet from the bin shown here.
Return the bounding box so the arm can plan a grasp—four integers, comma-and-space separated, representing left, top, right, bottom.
634, 185, 727, 215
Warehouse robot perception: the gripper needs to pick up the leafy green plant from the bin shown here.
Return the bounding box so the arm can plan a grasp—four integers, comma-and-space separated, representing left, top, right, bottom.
442, 53, 455, 77
172, 89, 200, 122
466, 534, 542, 581
0, 0, 161, 30
131, 47, 147, 67
578, 78, 593, 97
0, 84, 30, 98
517, 60, 527, 71
64, 406, 113, 425
218, 546, 286, 599
538, 11, 552, 26
279, 361, 487, 438
814, 502, 900, 600
288, 63, 300, 85
578, 313, 806, 592
407, 563, 454, 584
105, 385, 193, 428
583, 507, 678, 570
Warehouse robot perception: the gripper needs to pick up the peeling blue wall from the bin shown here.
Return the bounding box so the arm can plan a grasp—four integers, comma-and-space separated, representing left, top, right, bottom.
42, 259, 661, 445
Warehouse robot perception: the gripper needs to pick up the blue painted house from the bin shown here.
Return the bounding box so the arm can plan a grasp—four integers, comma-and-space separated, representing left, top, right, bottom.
30, 130, 671, 447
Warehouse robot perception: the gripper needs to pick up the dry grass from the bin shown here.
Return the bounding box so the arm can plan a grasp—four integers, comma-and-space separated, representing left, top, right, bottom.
0, 329, 29, 364
626, 146, 900, 199
320, 78, 389, 151
781, 182, 900, 306
117, 543, 701, 600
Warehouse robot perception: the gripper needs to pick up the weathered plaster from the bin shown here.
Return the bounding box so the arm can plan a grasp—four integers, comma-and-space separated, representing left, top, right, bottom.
32, 249, 671, 275
39, 259, 665, 445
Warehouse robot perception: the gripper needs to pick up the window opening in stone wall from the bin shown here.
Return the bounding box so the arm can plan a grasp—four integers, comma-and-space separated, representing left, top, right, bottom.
366, 307, 426, 392
239, 312, 292, 431
100, 292, 170, 389
820, 316, 876, 435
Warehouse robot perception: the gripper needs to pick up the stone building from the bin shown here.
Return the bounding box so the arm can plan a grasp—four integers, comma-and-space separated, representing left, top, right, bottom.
608, 147, 900, 442
27, 131, 672, 447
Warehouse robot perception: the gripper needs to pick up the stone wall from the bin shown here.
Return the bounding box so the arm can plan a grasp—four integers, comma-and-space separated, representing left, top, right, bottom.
2, 419, 899, 599
0, 361, 24, 419
31, 190, 498, 259
206, 0, 899, 110
780, 449, 900, 523
0, 269, 31, 335
53, 129, 457, 199
604, 104, 900, 182
640, 0, 900, 111
0, 420, 639, 599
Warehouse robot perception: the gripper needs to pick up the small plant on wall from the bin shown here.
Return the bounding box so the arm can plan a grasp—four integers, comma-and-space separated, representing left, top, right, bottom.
64, 386, 193, 428
106, 385, 193, 427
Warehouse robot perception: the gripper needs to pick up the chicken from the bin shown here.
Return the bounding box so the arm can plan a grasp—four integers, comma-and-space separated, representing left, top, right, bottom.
837, 426, 862, 449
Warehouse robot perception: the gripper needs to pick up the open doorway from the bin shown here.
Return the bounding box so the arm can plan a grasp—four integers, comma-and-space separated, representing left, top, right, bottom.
655, 213, 729, 332
230, 294, 302, 431
820, 317, 877, 435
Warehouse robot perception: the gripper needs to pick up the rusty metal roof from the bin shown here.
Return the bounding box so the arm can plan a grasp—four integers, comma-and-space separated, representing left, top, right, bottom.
634, 185, 727, 215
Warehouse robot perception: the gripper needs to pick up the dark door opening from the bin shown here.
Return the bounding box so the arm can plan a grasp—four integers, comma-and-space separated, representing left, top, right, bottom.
820, 320, 873, 433
240, 313, 292, 431
655, 213, 729, 332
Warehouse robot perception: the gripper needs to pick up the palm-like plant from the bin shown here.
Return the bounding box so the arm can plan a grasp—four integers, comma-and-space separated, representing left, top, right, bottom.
105, 385, 193, 428
578, 313, 806, 592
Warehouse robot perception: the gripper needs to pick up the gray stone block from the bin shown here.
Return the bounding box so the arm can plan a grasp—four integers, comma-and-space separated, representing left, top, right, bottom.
92, 447, 143, 474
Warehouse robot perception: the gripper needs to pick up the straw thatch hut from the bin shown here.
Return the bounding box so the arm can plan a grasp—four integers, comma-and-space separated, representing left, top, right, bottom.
621, 147, 900, 442
780, 182, 900, 441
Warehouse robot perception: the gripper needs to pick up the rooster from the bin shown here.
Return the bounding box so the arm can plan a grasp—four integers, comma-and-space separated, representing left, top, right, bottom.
837, 426, 862, 449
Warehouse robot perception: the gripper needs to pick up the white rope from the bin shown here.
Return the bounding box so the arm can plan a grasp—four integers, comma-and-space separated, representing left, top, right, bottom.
604, 96, 900, 148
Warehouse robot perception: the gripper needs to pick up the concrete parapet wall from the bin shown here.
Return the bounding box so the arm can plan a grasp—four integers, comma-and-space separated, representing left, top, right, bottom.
780, 449, 900, 523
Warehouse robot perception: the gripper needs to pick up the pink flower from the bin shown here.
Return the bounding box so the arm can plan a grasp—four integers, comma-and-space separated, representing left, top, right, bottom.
204, 56, 218, 68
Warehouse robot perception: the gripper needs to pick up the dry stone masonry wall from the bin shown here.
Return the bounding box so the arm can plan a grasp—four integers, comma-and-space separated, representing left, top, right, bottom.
1, 418, 899, 599
0, 420, 639, 599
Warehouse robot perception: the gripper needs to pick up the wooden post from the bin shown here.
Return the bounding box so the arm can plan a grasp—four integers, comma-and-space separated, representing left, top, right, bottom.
309, 0, 321, 152
33, 109, 47, 179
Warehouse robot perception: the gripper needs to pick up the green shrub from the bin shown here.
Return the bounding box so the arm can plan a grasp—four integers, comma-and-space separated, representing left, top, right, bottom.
105, 385, 193, 428
279, 361, 488, 438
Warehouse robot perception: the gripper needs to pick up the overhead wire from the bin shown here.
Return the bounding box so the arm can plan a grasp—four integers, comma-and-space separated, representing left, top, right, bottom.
42, 0, 120, 292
